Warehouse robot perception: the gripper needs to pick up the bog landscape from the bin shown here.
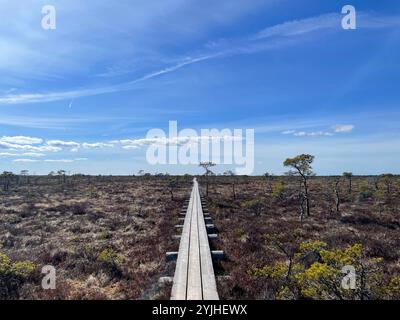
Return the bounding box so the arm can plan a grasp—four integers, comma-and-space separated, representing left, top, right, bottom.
1, 160, 399, 300
1, 1, 399, 301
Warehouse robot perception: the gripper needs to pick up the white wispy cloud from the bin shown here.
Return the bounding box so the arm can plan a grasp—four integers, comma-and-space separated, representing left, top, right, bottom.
44, 159, 74, 163
47, 140, 81, 148
0, 136, 43, 145
333, 124, 355, 133
0, 136, 114, 154
0, 123, 354, 166
256, 12, 400, 39
0, 114, 136, 130
256, 13, 340, 39
13, 159, 38, 163
293, 131, 334, 137
21, 152, 46, 157
0, 131, 244, 161
281, 130, 296, 135
0, 151, 45, 157
0, 152, 20, 157
281, 123, 356, 137
13, 158, 88, 163
82, 142, 114, 149
45, 158, 88, 163
122, 145, 139, 150
119, 134, 243, 148
0, 141, 61, 152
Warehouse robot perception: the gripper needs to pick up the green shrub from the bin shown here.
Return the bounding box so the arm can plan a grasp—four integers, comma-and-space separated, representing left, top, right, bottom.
250, 240, 395, 300
98, 248, 122, 264
357, 182, 373, 200
0, 252, 35, 299
233, 228, 245, 239
242, 199, 264, 216
385, 276, 400, 299
97, 248, 124, 277
271, 182, 286, 200
86, 185, 98, 198
99, 230, 111, 240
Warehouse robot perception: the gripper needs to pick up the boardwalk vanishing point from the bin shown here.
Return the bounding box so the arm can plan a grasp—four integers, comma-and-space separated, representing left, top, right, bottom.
170, 178, 219, 300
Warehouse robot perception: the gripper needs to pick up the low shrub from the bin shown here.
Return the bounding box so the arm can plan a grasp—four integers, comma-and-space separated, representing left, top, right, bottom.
357, 183, 374, 201
271, 182, 286, 200
250, 240, 398, 300
97, 248, 124, 278
242, 199, 264, 216
70, 202, 87, 215
0, 252, 35, 299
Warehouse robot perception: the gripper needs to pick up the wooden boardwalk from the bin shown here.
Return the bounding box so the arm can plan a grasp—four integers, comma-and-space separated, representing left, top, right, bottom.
170, 178, 219, 300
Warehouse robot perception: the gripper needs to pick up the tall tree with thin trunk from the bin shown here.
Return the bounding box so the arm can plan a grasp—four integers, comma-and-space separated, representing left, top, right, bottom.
57, 170, 66, 184
380, 173, 395, 200
264, 172, 274, 193
20, 170, 29, 185
333, 177, 341, 214
223, 170, 236, 200
283, 154, 315, 221
343, 172, 353, 193
199, 162, 216, 197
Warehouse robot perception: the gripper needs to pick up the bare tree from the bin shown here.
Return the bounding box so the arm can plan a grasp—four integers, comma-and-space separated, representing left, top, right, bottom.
333, 177, 341, 214
223, 170, 236, 200
57, 170, 66, 184
284, 154, 315, 221
380, 173, 395, 199
343, 172, 353, 193
199, 162, 216, 197
20, 170, 29, 185
167, 177, 178, 200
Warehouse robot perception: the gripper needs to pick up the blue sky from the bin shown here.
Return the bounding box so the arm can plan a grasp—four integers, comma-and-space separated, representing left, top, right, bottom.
0, 0, 399, 175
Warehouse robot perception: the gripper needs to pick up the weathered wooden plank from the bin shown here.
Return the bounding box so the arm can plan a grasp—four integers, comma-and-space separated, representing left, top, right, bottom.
186, 187, 202, 299
170, 187, 194, 300
196, 181, 219, 300
171, 178, 219, 300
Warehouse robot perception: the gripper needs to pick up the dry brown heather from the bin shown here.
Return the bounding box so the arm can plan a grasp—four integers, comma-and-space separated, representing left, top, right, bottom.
0, 175, 399, 300
0, 175, 191, 300
203, 176, 400, 299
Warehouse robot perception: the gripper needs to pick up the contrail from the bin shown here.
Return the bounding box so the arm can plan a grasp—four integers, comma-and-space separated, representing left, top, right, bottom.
0, 12, 398, 105
0, 54, 221, 104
